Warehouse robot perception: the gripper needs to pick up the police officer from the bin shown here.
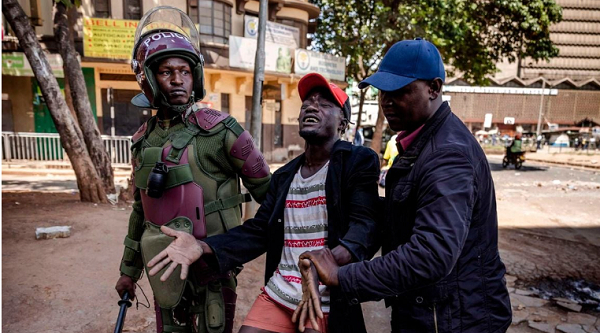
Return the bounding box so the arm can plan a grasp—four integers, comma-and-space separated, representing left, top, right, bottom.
114, 7, 271, 333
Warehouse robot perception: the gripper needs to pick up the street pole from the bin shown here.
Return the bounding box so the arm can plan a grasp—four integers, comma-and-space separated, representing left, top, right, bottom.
245, 0, 267, 220
536, 79, 546, 138
108, 87, 116, 162
106, 88, 115, 136
250, 0, 267, 151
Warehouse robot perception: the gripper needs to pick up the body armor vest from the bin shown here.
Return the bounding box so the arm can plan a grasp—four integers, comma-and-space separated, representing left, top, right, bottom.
131, 108, 255, 313
131, 108, 254, 238
136, 144, 207, 238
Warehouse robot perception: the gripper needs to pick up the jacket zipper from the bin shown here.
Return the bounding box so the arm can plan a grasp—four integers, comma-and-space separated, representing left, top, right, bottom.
336, 153, 343, 218
433, 302, 439, 333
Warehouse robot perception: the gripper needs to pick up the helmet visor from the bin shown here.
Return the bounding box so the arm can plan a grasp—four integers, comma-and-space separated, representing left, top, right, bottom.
134, 6, 200, 51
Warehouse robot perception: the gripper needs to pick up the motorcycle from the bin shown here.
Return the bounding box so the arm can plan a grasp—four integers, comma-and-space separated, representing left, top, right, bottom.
502, 148, 525, 170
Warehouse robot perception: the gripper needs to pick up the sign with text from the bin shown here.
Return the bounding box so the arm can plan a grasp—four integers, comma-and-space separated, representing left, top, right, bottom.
484, 113, 493, 128
504, 117, 515, 125
229, 36, 292, 74
2, 52, 65, 78
294, 49, 345, 81
244, 16, 300, 49
84, 18, 138, 59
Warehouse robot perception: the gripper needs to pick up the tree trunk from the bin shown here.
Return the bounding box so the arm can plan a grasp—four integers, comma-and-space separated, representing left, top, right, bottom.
64, 71, 78, 119
370, 103, 386, 157
3, 0, 107, 203
54, 1, 116, 194
353, 89, 365, 142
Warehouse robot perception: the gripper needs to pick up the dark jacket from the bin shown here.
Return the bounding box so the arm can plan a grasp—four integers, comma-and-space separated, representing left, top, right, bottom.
204, 140, 381, 333
338, 102, 512, 333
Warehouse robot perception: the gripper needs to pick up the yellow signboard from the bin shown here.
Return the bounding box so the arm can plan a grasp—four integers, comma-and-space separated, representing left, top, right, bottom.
83, 18, 138, 59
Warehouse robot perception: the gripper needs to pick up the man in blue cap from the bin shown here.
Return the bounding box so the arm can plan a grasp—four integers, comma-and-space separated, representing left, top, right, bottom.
296, 38, 512, 332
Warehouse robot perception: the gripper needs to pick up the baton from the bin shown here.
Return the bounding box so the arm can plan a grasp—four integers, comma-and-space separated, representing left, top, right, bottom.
114, 292, 132, 333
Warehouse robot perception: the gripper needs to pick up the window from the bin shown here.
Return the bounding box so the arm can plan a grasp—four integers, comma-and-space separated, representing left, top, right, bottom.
123, 0, 142, 20
221, 93, 230, 114
276, 19, 307, 49
93, 0, 110, 18
29, 0, 43, 26
188, 0, 198, 23
195, 0, 232, 45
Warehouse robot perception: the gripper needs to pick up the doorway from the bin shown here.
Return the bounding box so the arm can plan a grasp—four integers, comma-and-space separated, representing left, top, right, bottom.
101, 89, 152, 136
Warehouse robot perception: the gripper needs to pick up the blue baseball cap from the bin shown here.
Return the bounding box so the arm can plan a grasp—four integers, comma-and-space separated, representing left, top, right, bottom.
358, 38, 445, 91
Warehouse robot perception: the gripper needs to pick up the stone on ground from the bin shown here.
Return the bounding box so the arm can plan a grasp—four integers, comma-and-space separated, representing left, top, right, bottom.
35, 226, 71, 240
557, 324, 586, 333
556, 301, 583, 313
567, 313, 598, 326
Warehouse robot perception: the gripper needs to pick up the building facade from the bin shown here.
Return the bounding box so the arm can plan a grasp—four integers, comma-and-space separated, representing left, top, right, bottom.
2, 0, 345, 160
452, 0, 600, 133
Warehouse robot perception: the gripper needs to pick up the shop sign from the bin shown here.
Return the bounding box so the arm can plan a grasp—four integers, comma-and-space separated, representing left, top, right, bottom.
443, 85, 558, 96
484, 113, 493, 128
83, 18, 138, 59
2, 52, 65, 78
244, 16, 299, 49
229, 36, 292, 74
294, 49, 345, 81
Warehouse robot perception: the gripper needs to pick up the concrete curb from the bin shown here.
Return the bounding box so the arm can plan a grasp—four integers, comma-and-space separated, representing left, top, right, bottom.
486, 152, 600, 170
2, 168, 131, 177
525, 157, 600, 170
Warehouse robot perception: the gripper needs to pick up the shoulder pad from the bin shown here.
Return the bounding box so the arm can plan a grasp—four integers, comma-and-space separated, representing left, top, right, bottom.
188, 108, 229, 130
131, 121, 148, 143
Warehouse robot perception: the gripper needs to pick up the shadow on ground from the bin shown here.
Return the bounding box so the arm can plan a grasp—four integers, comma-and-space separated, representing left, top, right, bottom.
488, 161, 550, 172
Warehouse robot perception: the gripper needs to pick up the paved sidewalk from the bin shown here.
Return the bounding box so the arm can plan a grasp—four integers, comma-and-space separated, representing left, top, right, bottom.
2, 161, 131, 176
3, 149, 599, 180
2, 161, 287, 175
1, 161, 287, 193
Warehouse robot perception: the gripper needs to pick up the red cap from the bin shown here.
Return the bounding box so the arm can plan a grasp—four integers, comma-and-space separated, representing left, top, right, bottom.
298, 73, 351, 122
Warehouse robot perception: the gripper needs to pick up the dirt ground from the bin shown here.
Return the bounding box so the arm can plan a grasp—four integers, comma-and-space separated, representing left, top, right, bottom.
0, 192, 390, 333
2, 159, 600, 332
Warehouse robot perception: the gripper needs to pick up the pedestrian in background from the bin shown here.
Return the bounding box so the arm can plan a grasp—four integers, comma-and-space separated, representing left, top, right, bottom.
353, 126, 364, 146
537, 134, 543, 150
379, 133, 398, 187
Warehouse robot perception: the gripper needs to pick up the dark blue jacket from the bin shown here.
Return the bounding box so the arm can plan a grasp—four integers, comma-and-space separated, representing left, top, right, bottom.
204, 140, 381, 333
338, 102, 512, 333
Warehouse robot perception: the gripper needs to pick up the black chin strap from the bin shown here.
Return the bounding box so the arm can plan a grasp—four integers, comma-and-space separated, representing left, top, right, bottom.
157, 91, 196, 115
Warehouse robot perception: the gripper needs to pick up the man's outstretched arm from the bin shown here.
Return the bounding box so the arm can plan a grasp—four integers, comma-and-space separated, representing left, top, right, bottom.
148, 172, 282, 281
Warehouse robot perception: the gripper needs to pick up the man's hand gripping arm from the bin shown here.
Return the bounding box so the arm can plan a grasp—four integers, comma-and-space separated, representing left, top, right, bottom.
292, 247, 348, 331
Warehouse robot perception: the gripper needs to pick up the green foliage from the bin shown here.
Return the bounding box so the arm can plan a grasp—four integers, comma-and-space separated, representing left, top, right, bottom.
56, 0, 81, 9
310, 0, 391, 82
310, 0, 562, 85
